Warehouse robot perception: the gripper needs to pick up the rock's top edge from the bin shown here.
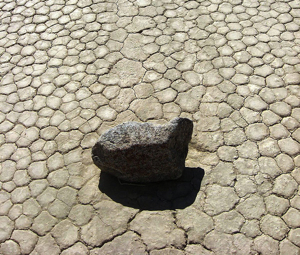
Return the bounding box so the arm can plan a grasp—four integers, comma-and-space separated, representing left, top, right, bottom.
99, 118, 193, 150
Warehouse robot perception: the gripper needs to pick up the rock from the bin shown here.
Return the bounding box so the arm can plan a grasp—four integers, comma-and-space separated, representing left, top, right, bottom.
92, 118, 193, 183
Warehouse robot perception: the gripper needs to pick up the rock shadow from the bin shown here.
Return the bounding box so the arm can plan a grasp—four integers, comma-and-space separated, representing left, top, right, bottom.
98, 167, 204, 210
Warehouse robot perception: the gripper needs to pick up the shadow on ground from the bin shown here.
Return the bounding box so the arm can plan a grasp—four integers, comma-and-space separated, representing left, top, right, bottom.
98, 167, 204, 210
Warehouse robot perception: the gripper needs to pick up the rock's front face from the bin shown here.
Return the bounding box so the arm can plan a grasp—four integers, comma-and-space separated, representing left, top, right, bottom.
92, 118, 193, 183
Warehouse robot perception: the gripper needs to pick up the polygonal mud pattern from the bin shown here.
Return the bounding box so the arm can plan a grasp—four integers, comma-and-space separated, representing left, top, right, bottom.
0, 0, 300, 254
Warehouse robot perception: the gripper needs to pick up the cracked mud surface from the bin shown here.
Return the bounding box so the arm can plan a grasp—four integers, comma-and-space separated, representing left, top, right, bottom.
0, 0, 300, 254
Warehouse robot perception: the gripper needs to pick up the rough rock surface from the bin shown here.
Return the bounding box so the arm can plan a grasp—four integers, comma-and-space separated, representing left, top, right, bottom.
92, 118, 193, 182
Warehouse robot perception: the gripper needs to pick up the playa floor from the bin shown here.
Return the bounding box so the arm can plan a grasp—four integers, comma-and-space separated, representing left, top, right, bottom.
0, 0, 300, 254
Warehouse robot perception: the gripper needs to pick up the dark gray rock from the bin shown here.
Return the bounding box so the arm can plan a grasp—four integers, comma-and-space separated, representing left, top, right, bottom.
92, 118, 193, 183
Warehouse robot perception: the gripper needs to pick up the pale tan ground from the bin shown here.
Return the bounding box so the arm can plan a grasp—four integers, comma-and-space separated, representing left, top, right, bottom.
0, 0, 300, 254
